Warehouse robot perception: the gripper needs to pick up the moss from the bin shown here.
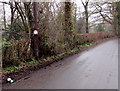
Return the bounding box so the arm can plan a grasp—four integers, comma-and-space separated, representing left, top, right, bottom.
3, 66, 23, 73
25, 61, 38, 66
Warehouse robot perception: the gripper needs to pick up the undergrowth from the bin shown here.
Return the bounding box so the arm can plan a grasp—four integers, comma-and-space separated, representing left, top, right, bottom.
3, 41, 96, 73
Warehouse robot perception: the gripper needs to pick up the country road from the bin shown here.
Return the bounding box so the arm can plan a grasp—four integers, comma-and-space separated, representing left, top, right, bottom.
3, 39, 118, 89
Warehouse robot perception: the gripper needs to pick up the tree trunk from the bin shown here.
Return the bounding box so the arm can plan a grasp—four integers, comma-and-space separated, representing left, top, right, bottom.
85, 6, 89, 33
116, 2, 120, 36
24, 2, 33, 38
24, 2, 34, 57
64, 2, 74, 49
3, 3, 6, 29
10, 2, 14, 27
33, 2, 39, 58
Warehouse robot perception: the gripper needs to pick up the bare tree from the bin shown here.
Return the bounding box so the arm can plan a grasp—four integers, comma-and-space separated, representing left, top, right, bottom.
81, 0, 89, 33
88, 2, 118, 33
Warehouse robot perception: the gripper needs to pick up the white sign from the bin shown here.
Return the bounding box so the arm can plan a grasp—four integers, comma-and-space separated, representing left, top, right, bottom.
34, 30, 38, 35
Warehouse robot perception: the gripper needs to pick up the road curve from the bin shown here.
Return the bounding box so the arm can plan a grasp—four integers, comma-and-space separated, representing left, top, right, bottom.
3, 39, 118, 89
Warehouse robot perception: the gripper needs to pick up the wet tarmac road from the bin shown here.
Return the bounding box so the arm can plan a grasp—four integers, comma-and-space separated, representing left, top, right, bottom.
3, 39, 118, 89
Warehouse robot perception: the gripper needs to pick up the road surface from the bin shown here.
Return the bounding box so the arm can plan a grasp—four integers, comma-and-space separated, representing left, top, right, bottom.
3, 39, 118, 89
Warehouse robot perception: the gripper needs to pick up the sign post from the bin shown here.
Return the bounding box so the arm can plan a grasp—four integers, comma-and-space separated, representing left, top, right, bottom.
33, 2, 39, 59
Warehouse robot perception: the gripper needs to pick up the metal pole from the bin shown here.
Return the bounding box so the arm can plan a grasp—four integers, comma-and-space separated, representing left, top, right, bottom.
33, 2, 39, 58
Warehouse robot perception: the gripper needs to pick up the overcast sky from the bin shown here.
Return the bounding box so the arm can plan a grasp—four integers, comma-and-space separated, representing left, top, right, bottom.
0, 0, 85, 20
0, 0, 111, 25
